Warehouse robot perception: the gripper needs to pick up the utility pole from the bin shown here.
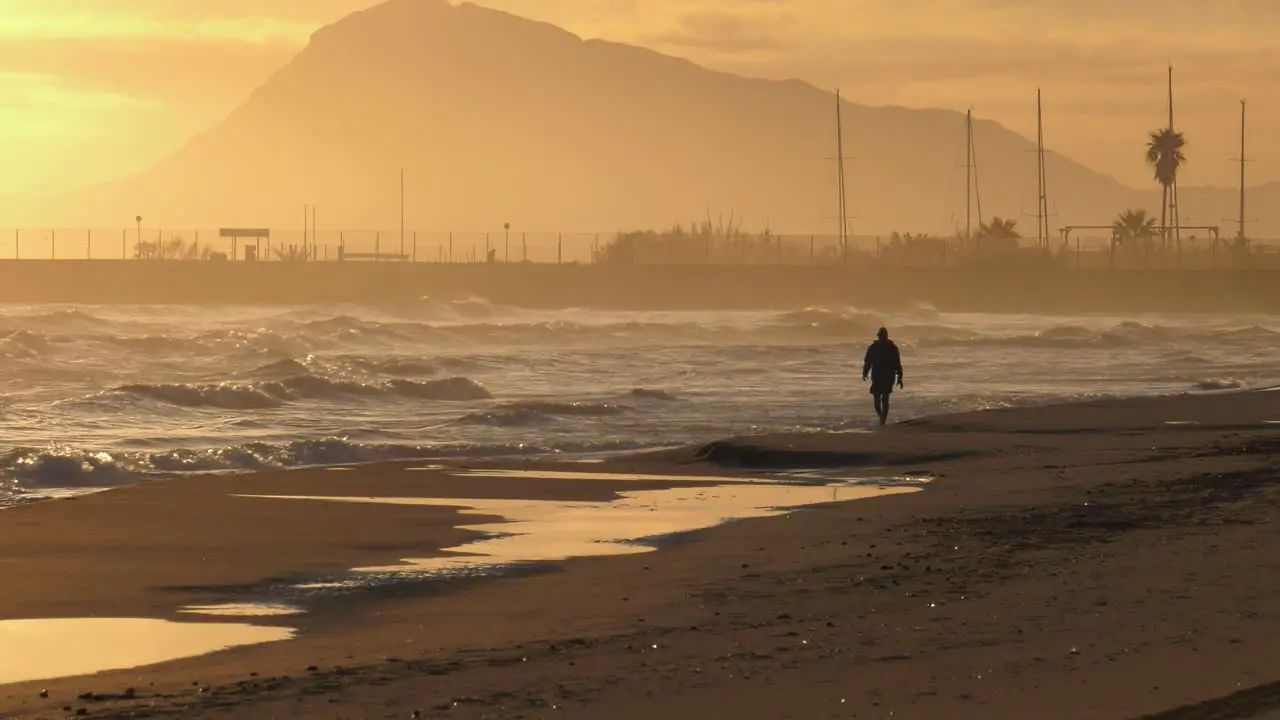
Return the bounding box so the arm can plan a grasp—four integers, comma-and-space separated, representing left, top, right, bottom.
399, 168, 406, 257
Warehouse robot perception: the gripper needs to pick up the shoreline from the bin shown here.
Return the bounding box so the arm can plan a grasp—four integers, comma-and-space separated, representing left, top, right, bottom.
6, 386, 1273, 509
0, 390, 1277, 718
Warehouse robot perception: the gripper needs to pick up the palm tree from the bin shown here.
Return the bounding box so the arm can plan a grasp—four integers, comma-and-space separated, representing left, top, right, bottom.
1146, 128, 1187, 247
977, 217, 1019, 239
133, 236, 198, 260
1112, 209, 1157, 249
974, 217, 1019, 253
272, 244, 310, 263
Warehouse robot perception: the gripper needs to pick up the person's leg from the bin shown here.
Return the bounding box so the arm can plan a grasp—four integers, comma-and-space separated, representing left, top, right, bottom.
881, 393, 891, 424
873, 393, 883, 420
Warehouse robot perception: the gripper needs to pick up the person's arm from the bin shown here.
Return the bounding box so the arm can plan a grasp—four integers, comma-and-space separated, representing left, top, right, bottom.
894, 346, 904, 387
862, 345, 872, 381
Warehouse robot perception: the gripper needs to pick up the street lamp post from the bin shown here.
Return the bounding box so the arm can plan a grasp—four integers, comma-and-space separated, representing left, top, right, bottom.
504, 222, 510, 263
135, 216, 142, 260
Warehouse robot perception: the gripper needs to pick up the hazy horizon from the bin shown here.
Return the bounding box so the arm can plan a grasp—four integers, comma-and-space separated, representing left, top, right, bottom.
3, 0, 1278, 215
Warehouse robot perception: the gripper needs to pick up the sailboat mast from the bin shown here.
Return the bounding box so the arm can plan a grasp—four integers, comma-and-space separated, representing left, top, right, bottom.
1037, 88, 1051, 249
835, 89, 848, 251
969, 111, 984, 231
1036, 90, 1044, 249
1167, 65, 1180, 249
965, 109, 972, 240
1238, 99, 1247, 241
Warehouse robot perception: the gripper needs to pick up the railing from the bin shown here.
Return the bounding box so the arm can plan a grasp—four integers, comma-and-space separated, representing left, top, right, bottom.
0, 229, 1277, 269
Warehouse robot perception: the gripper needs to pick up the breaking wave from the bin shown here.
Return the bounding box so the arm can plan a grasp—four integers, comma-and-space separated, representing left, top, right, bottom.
458, 400, 629, 427
1193, 378, 1243, 391
916, 322, 1280, 350
106, 375, 490, 410
0, 437, 657, 496
3, 302, 1278, 507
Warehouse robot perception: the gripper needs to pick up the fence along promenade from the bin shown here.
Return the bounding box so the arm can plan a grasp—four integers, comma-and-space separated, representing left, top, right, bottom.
0, 228, 1276, 269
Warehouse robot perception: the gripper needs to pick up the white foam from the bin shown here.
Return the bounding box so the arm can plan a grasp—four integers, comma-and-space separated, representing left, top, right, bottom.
0, 488, 111, 510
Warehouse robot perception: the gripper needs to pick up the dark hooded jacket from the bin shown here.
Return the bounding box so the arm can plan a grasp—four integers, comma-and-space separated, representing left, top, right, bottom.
863, 338, 903, 384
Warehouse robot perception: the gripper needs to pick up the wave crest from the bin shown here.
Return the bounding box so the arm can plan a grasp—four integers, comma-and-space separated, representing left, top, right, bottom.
1193, 378, 1242, 391
458, 400, 628, 427
108, 374, 490, 409
917, 322, 1280, 350
0, 437, 656, 495
771, 307, 879, 338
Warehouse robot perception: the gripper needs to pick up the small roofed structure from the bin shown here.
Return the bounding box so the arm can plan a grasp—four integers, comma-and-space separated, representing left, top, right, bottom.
219, 228, 270, 261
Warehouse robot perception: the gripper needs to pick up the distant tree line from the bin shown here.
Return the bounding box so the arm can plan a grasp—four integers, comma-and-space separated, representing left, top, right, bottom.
596, 215, 836, 265
133, 236, 217, 260
598, 214, 1029, 266
132, 236, 311, 262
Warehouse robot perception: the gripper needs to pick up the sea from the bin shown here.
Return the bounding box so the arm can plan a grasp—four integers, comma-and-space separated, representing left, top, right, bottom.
1, 301, 1276, 505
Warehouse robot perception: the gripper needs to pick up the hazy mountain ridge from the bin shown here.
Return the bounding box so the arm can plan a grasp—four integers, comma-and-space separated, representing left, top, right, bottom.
34, 0, 1277, 238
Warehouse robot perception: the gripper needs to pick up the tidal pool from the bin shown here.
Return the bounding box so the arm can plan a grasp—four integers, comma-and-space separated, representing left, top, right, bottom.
0, 618, 294, 686
242, 476, 922, 579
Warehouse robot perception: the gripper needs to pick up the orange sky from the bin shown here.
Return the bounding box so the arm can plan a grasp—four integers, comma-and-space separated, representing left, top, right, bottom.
2, 0, 1277, 200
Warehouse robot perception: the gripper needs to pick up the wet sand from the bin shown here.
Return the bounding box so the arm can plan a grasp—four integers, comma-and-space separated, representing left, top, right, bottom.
1, 390, 1278, 719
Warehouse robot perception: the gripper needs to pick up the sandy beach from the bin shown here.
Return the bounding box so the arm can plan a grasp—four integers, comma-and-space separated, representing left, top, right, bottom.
0, 390, 1277, 719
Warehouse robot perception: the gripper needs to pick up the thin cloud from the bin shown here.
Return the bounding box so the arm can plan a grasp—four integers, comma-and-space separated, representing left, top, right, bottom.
0, 12, 312, 45
649, 9, 799, 54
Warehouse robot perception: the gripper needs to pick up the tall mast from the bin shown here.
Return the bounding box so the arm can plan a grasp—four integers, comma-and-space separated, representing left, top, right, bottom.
968, 110, 984, 231
1036, 89, 1047, 249
965, 109, 972, 240
1238, 99, 1247, 241
1167, 65, 1180, 250
835, 89, 848, 250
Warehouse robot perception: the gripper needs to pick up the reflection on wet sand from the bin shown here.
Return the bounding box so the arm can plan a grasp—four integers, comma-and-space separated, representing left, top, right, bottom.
453, 469, 771, 482
181, 603, 305, 618
242, 477, 923, 578
0, 618, 294, 685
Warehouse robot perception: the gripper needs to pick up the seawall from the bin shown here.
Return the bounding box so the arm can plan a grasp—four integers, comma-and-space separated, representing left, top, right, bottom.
0, 260, 1276, 313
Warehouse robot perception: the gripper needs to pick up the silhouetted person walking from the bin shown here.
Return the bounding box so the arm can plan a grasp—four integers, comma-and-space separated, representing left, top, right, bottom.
863, 327, 903, 425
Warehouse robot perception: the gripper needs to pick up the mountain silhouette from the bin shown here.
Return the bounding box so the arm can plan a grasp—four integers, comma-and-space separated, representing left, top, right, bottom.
38, 0, 1270, 239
